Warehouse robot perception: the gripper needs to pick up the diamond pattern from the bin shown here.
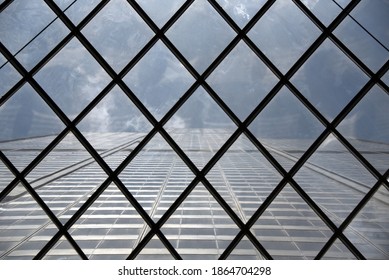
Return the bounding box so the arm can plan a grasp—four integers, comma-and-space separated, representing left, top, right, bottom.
0, 0, 388, 260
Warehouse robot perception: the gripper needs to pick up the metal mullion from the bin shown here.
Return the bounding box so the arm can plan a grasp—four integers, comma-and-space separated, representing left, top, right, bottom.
0, 0, 13, 12
155, 230, 182, 260
293, 0, 326, 31
316, 170, 389, 259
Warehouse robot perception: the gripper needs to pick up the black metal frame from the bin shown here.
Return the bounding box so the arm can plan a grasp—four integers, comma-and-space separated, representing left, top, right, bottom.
0, 0, 388, 260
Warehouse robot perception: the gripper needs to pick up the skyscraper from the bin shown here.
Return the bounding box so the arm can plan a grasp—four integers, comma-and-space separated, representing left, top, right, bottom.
0, 0, 388, 260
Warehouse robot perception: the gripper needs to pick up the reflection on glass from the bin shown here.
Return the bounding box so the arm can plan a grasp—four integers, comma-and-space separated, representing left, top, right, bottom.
63, 0, 101, 25
15, 19, 69, 71
136, 0, 186, 28
119, 133, 195, 222
167, 0, 236, 73
248, 0, 320, 73
161, 183, 239, 260
135, 236, 174, 260
207, 41, 278, 120
0, 54, 21, 97
321, 238, 357, 260
207, 135, 282, 221
165, 87, 236, 169
350, 0, 389, 49
124, 41, 194, 121
383, 71, 389, 86
0, 84, 65, 171
227, 236, 264, 260
294, 134, 377, 226
252, 184, 333, 260
35, 38, 111, 119
216, 0, 266, 28
335, 16, 389, 72
249, 86, 324, 171
343, 186, 389, 259
338, 85, 389, 174
301, 0, 341, 26
77, 86, 153, 169
69, 183, 147, 260
0, 184, 52, 259
82, 0, 153, 72
43, 236, 82, 260
292, 39, 369, 121
0, 0, 55, 54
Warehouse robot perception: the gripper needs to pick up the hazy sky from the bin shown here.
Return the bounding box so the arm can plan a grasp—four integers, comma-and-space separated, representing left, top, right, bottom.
0, 0, 388, 144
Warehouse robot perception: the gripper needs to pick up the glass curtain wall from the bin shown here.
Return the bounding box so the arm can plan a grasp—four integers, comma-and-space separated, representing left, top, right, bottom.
0, 0, 388, 260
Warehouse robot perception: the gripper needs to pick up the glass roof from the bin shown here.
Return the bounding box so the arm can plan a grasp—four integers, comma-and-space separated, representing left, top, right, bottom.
0, 0, 388, 260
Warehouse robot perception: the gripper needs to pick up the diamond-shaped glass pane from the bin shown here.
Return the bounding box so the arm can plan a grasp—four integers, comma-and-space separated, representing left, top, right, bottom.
35, 38, 111, 119
77, 86, 152, 169
0, 160, 14, 194
321, 238, 357, 260
0, 184, 53, 259
335, 16, 389, 72
292, 39, 369, 121
42, 236, 82, 260
82, 0, 153, 72
338, 85, 389, 174
0, 84, 65, 171
135, 235, 174, 260
226, 236, 264, 260
248, 0, 320, 73
252, 184, 333, 260
294, 134, 377, 226
344, 185, 389, 259
0, 0, 56, 54
216, 0, 266, 28
207, 41, 278, 120
165, 87, 236, 169
62, 0, 101, 25
124, 41, 195, 120
119, 133, 195, 222
161, 183, 239, 260
136, 0, 186, 28
69, 183, 147, 260
207, 135, 282, 221
249, 86, 325, 171
167, 0, 236, 73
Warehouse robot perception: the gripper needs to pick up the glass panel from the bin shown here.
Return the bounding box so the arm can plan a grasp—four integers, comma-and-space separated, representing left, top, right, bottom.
350, 0, 389, 49
301, 0, 341, 26
215, 0, 266, 28
165, 87, 236, 169
383, 71, 389, 86
24, 132, 107, 224
77, 86, 153, 170
161, 183, 239, 260
344, 186, 389, 259
124, 41, 195, 121
82, 0, 153, 72
321, 238, 357, 260
35, 38, 111, 119
0, 0, 56, 54
16, 19, 69, 71
69, 183, 147, 260
54, 0, 75, 10
0, 55, 21, 97
135, 236, 174, 260
0, 160, 14, 194
292, 39, 369, 121
43, 236, 82, 260
338, 85, 389, 174
63, 0, 101, 25
207, 135, 282, 221
335, 16, 389, 72
248, 0, 320, 73
136, 0, 186, 28
207, 41, 278, 120
166, 0, 236, 73
0, 84, 65, 171
119, 133, 195, 222
294, 134, 377, 226
248, 86, 325, 171
0, 184, 53, 259
252, 184, 332, 260
227, 236, 264, 260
